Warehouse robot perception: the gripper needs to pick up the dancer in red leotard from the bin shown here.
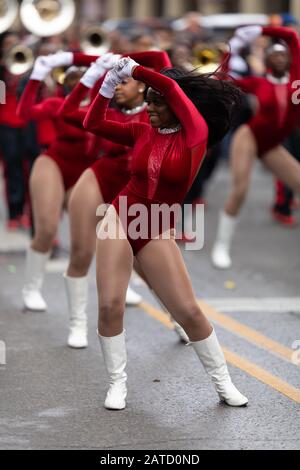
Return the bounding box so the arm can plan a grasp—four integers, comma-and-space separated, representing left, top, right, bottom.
17, 57, 96, 313
83, 57, 248, 410
211, 25, 300, 269
56, 51, 168, 348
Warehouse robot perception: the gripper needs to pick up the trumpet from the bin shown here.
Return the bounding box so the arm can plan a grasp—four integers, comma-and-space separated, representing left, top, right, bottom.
0, 0, 18, 34
5, 44, 35, 76
19, 0, 76, 37
81, 26, 109, 55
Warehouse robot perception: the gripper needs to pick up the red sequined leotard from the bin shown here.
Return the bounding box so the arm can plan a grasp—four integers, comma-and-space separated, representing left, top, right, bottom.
84, 66, 208, 254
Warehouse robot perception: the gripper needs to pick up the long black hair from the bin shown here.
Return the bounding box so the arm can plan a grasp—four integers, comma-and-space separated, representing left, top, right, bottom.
161, 66, 243, 148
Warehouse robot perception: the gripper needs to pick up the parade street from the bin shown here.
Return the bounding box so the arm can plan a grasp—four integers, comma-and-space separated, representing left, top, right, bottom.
0, 163, 299, 450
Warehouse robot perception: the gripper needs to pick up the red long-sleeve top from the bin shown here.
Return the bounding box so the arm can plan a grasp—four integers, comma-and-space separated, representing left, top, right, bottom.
236, 26, 300, 155
17, 80, 95, 162
83, 66, 208, 205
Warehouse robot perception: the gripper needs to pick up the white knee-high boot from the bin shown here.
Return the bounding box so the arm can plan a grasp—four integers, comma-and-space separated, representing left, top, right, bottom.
191, 330, 248, 407
64, 274, 88, 349
22, 247, 50, 311
211, 211, 237, 270
126, 285, 142, 306
98, 330, 127, 410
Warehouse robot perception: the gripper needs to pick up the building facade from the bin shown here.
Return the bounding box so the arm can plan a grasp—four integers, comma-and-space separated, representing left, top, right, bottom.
101, 0, 300, 20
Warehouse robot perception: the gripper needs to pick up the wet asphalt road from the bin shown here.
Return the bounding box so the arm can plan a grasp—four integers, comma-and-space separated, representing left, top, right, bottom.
0, 162, 299, 450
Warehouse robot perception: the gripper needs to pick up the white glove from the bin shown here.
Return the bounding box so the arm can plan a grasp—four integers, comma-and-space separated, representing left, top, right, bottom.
80, 58, 108, 89
98, 52, 122, 71
30, 56, 52, 81
42, 51, 74, 69
99, 69, 122, 99
113, 57, 140, 81
235, 26, 263, 46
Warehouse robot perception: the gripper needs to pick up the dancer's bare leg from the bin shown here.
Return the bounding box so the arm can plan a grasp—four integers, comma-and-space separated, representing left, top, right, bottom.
23, 156, 65, 311
67, 169, 103, 278
30, 156, 65, 253
263, 145, 300, 194
96, 206, 134, 337
212, 125, 257, 269
225, 125, 257, 217
63, 169, 103, 348
133, 249, 190, 343
136, 238, 212, 342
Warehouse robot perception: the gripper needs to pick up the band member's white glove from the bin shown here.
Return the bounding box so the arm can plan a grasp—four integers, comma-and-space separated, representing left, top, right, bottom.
30, 56, 53, 81
113, 57, 140, 80
80, 57, 109, 89
236, 25, 263, 43
99, 68, 122, 99
42, 51, 74, 68
231, 25, 263, 53
99, 52, 122, 70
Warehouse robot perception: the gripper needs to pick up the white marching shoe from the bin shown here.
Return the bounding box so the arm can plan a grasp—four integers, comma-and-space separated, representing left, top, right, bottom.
211, 211, 236, 270
22, 248, 49, 311
126, 285, 142, 306
64, 274, 88, 349
98, 330, 127, 410
191, 330, 248, 407
211, 243, 232, 270
171, 318, 190, 344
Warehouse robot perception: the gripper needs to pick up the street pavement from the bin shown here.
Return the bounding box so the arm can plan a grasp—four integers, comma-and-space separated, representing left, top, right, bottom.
0, 162, 299, 450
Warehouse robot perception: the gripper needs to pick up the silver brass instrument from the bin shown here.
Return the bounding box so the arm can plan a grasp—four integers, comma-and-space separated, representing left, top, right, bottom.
5, 44, 35, 75
20, 0, 76, 37
0, 0, 18, 34
81, 26, 109, 55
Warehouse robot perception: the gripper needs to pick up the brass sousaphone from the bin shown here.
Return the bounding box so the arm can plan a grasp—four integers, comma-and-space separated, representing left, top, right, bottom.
19, 0, 76, 37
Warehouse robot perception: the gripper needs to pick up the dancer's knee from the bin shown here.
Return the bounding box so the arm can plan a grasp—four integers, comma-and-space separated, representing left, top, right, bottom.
175, 301, 202, 330
99, 297, 125, 328
70, 244, 94, 274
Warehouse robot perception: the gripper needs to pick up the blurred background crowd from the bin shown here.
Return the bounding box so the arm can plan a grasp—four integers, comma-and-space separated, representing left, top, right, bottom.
1, 0, 300, 238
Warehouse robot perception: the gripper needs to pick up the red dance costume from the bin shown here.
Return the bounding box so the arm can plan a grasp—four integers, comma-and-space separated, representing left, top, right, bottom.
60, 51, 171, 203
236, 26, 300, 157
84, 66, 208, 254
17, 80, 96, 190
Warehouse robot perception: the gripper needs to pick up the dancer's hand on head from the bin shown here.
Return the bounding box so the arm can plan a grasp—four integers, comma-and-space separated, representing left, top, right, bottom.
30, 56, 53, 81
113, 57, 140, 81
80, 58, 108, 88
42, 51, 74, 69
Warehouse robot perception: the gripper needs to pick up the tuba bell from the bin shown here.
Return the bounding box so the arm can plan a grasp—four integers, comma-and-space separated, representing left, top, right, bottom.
19, 0, 76, 37
0, 0, 18, 34
81, 26, 109, 55
193, 46, 221, 74
5, 44, 35, 75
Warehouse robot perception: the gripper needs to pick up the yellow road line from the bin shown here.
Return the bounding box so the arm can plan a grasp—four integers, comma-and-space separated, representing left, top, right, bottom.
198, 301, 294, 363
139, 300, 300, 404
223, 348, 300, 404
